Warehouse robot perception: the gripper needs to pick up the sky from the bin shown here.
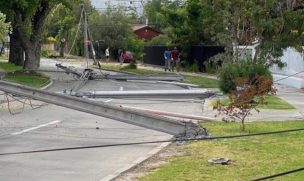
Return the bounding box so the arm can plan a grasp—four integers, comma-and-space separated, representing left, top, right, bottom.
91, 0, 107, 9
91, 0, 145, 12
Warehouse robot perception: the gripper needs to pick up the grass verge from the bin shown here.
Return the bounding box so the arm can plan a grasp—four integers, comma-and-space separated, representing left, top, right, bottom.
98, 64, 219, 88
99, 64, 163, 75
141, 121, 304, 181
0, 62, 49, 88
210, 95, 295, 110
184, 75, 219, 88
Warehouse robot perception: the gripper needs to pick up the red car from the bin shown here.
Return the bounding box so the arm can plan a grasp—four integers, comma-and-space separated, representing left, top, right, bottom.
122, 51, 134, 63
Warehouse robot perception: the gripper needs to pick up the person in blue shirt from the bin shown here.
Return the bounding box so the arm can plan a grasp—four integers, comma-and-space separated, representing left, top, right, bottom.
164, 48, 172, 71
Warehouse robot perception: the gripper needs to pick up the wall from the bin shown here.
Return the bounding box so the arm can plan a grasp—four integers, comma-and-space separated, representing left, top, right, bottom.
271, 47, 304, 88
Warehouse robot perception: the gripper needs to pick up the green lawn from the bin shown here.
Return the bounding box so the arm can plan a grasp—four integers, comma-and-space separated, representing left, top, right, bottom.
258, 96, 295, 110
210, 96, 295, 110
99, 64, 164, 75
0, 61, 22, 72
121, 67, 164, 75
141, 121, 304, 181
98, 64, 220, 88
0, 62, 50, 88
184, 75, 219, 88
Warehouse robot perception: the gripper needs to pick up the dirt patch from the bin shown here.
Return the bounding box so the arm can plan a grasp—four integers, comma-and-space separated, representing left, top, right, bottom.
113, 143, 185, 181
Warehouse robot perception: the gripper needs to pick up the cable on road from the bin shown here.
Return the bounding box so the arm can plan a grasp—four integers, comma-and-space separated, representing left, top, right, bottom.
3, 93, 48, 115
0, 127, 303, 156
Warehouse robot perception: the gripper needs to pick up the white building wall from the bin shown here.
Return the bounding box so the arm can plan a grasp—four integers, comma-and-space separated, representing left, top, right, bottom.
236, 46, 304, 88
271, 47, 304, 88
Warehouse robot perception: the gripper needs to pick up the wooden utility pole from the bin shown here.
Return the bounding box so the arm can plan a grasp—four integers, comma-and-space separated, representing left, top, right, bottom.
82, 4, 89, 68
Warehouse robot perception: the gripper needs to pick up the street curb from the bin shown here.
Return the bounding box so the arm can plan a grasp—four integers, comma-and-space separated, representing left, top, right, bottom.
0, 78, 53, 105
40, 79, 53, 90
98, 141, 172, 181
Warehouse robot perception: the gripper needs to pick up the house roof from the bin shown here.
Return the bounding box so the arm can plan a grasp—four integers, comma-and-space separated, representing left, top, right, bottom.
132, 25, 161, 34
132, 25, 147, 31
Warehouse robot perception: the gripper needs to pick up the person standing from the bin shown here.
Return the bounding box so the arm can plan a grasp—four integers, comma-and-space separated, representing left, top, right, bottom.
164, 48, 172, 72
119, 49, 125, 65
60, 38, 66, 57
105, 47, 110, 62
0, 43, 3, 56
171, 47, 179, 72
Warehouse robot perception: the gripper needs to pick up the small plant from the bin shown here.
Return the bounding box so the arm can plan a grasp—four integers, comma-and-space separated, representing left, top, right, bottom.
216, 75, 276, 130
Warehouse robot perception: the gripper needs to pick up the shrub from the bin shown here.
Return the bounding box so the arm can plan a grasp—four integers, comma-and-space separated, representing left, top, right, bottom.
182, 59, 199, 72
41, 49, 53, 58
122, 60, 137, 69
47, 37, 56, 43
204, 61, 217, 74
218, 61, 271, 93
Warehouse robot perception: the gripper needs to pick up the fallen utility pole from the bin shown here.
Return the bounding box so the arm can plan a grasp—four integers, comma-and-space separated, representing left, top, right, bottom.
92, 74, 183, 82
74, 89, 214, 99
0, 80, 208, 137
55, 64, 183, 82
56, 64, 82, 78
120, 105, 216, 121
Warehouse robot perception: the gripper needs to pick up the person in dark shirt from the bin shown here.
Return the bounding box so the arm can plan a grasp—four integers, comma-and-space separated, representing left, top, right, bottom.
171, 47, 179, 72
164, 48, 172, 71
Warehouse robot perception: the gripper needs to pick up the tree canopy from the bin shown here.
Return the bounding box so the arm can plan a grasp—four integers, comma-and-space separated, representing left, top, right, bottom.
0, 0, 75, 70
1, 0, 304, 70
153, 0, 304, 63
0, 12, 10, 43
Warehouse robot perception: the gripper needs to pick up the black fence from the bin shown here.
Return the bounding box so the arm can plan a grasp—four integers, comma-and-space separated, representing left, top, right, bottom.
143, 45, 224, 72
143, 46, 167, 66
189, 45, 225, 72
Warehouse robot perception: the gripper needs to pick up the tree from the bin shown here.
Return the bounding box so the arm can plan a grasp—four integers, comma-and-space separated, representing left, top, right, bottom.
0, 0, 75, 70
44, 0, 94, 57
216, 61, 276, 130
88, 7, 135, 58
216, 75, 275, 130
157, 0, 223, 59
0, 12, 10, 43
157, 0, 304, 65
144, 0, 171, 30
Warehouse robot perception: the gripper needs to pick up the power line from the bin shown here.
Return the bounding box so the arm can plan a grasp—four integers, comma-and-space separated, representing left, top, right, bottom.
250, 167, 304, 181
274, 70, 304, 83
0, 127, 303, 156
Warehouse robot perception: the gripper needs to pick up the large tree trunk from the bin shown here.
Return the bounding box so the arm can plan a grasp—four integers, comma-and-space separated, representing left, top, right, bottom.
23, 41, 41, 71
9, 30, 24, 66
14, 1, 53, 71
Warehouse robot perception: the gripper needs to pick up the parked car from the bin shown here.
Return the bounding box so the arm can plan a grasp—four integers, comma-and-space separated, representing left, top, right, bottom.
122, 51, 134, 63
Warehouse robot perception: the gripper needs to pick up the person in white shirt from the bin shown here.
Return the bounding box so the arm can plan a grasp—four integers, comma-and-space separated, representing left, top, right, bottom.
105, 47, 110, 62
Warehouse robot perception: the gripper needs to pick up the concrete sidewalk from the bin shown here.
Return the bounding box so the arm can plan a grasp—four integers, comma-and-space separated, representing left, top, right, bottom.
276, 84, 304, 115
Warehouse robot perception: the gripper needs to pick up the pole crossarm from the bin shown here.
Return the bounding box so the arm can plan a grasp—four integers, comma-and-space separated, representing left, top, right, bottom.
0, 80, 208, 137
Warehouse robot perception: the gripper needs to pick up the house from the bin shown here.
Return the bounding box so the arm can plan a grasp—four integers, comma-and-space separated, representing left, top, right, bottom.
132, 25, 161, 41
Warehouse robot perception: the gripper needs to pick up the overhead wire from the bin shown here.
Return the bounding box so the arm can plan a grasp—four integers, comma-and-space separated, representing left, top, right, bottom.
59, 8, 84, 64
0, 127, 303, 156
250, 167, 304, 181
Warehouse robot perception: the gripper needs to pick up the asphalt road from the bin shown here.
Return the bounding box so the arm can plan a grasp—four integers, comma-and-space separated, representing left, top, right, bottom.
0, 58, 206, 181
